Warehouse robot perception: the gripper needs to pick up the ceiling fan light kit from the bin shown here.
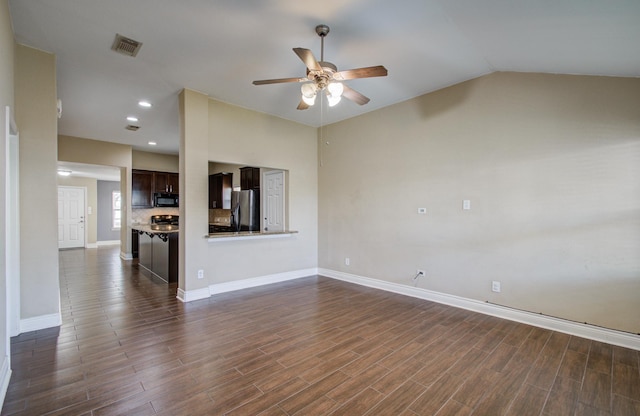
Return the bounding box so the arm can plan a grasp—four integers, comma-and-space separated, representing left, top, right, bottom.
253, 24, 387, 110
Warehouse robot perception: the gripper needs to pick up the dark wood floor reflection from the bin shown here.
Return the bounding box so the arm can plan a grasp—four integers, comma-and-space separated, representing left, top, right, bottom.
2, 246, 639, 415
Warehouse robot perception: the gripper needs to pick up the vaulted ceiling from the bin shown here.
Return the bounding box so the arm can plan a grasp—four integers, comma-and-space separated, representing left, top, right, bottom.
9, 0, 640, 154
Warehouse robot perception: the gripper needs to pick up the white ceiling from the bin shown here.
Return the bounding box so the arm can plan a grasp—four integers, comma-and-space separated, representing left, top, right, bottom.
9, 0, 640, 155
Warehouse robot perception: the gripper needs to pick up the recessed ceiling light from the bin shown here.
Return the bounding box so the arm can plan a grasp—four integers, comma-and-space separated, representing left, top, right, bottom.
57, 169, 72, 176
127, 116, 138, 122
148, 141, 157, 146
138, 100, 152, 108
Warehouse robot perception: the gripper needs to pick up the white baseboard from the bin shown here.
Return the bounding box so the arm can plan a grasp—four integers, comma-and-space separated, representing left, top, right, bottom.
176, 268, 317, 303
120, 251, 133, 260
209, 268, 318, 295
97, 240, 120, 246
319, 268, 640, 351
20, 312, 61, 334
176, 287, 211, 303
86, 243, 98, 249
0, 355, 11, 409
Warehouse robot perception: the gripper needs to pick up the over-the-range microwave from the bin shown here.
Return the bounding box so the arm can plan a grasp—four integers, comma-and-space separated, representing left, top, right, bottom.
154, 192, 179, 207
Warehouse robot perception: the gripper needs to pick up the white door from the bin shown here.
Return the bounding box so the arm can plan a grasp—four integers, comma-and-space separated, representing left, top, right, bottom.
263, 170, 285, 233
58, 186, 86, 248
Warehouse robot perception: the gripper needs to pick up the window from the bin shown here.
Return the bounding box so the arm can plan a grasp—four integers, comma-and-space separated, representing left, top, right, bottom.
112, 191, 121, 229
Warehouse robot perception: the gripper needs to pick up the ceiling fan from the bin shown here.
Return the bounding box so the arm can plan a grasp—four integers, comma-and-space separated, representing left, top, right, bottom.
252, 24, 388, 110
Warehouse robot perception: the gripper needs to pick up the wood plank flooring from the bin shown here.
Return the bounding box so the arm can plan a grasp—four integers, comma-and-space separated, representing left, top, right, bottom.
2, 246, 639, 415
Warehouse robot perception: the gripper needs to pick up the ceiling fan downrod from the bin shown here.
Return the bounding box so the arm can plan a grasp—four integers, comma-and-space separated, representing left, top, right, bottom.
315, 24, 329, 62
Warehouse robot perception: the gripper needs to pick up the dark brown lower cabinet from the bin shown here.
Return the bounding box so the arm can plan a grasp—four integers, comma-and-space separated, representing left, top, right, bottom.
131, 230, 139, 258
137, 231, 178, 283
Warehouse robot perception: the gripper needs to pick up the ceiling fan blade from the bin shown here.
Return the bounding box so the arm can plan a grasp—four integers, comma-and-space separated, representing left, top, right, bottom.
334, 65, 388, 81
293, 48, 322, 72
296, 99, 310, 110
342, 85, 370, 106
253, 77, 305, 85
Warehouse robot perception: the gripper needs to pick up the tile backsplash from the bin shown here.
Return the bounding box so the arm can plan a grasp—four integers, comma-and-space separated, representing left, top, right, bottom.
131, 208, 179, 225
209, 209, 231, 225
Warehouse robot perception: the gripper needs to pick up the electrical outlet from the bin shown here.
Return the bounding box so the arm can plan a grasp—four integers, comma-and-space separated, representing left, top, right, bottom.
417, 207, 427, 214
197, 269, 204, 279
345, 257, 350, 266
492, 280, 501, 293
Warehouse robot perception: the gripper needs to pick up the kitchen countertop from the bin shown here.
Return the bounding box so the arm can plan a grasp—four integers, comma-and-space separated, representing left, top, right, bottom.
206, 230, 298, 242
132, 224, 179, 234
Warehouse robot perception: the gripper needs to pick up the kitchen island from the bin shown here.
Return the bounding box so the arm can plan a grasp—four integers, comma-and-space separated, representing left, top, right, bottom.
132, 224, 178, 282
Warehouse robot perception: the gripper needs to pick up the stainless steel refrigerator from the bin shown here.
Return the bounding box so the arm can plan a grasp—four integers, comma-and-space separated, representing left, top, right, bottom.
231, 190, 260, 231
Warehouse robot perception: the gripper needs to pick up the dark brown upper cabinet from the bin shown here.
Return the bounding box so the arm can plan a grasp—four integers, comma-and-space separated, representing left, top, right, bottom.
209, 172, 233, 209
132, 169, 179, 209
240, 167, 260, 190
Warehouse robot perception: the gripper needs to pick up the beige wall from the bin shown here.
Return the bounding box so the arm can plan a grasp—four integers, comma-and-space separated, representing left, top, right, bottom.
319, 72, 640, 334
56, 177, 98, 245
15, 44, 60, 321
0, 0, 14, 374
133, 149, 178, 172
179, 89, 210, 292
58, 135, 133, 256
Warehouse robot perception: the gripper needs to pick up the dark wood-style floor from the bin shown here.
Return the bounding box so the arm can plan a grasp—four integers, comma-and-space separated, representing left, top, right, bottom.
2, 247, 639, 415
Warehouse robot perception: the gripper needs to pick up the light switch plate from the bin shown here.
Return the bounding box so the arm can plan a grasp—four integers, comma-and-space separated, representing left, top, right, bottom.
463, 200, 471, 210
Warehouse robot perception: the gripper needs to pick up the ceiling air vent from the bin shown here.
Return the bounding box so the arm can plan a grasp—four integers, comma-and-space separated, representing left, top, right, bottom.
111, 34, 142, 57
125, 125, 140, 131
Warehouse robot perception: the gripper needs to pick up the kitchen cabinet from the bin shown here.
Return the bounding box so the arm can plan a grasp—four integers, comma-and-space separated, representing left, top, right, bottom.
152, 236, 169, 281
209, 172, 233, 209
138, 231, 153, 270
154, 172, 179, 194
240, 166, 260, 190
136, 230, 178, 283
132, 169, 179, 209
132, 170, 154, 208
131, 229, 139, 258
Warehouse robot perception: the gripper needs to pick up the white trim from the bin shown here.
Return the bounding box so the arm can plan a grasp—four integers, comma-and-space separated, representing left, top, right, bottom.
209, 268, 317, 295
120, 251, 133, 260
20, 313, 61, 334
0, 355, 11, 408
319, 268, 640, 351
176, 287, 211, 303
5, 106, 20, 342
97, 240, 120, 246
176, 268, 317, 303
86, 243, 98, 249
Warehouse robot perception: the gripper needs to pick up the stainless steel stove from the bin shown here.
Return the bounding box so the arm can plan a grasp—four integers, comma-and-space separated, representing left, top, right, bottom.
150, 215, 179, 231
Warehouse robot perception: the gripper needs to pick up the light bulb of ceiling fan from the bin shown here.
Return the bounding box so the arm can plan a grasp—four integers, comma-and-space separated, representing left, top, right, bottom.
326, 92, 341, 107
327, 82, 344, 97
302, 93, 316, 106
301, 83, 317, 98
